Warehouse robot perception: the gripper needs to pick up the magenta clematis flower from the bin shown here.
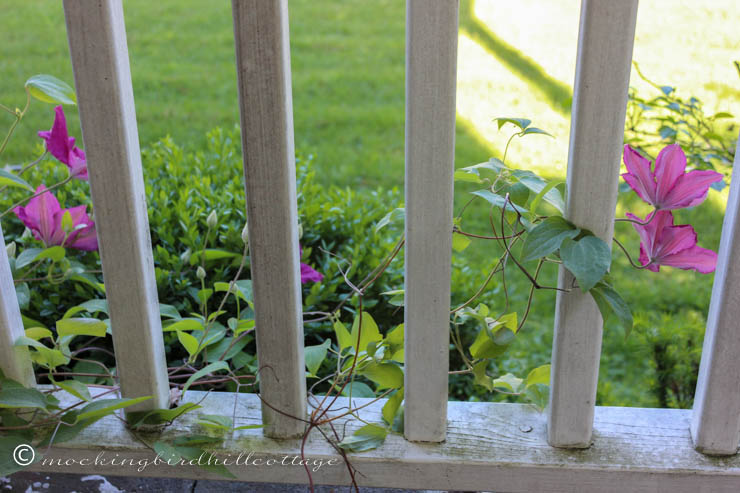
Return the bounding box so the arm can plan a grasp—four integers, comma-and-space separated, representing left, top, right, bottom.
38, 106, 88, 180
13, 186, 98, 251
627, 210, 716, 273
300, 262, 323, 283
299, 247, 323, 283
622, 144, 721, 210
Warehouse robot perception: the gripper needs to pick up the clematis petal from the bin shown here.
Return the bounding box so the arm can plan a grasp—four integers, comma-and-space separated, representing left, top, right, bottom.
14, 186, 65, 246
38, 106, 75, 165
622, 145, 657, 205
638, 243, 660, 272
300, 262, 323, 284
654, 144, 687, 203
653, 223, 697, 258
68, 147, 89, 181
660, 169, 723, 210
67, 225, 99, 251
627, 212, 655, 254
659, 245, 717, 274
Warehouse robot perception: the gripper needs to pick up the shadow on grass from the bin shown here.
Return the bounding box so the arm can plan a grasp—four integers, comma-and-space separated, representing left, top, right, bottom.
459, 0, 573, 116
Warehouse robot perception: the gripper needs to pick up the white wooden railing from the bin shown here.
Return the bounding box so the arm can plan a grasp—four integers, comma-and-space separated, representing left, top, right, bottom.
2, 0, 740, 490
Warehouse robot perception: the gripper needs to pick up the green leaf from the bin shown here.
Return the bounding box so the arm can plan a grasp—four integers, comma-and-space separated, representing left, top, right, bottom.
338, 424, 388, 452
15, 248, 43, 269
233, 424, 264, 431
25, 74, 77, 105
524, 383, 549, 411
493, 117, 531, 130
159, 303, 181, 320
78, 299, 109, 315
15, 282, 30, 309
350, 312, 382, 354
163, 318, 204, 332
375, 207, 405, 233
153, 441, 185, 463
386, 323, 404, 347
452, 232, 472, 252
204, 335, 250, 363
471, 189, 528, 213
469, 328, 508, 359
381, 289, 404, 307
127, 402, 201, 428
712, 112, 734, 119
529, 180, 564, 215
590, 281, 634, 336
24, 326, 53, 340
0, 435, 38, 475
472, 361, 493, 391
511, 170, 565, 213
382, 388, 404, 425
56, 318, 107, 338
521, 127, 553, 137
37, 246, 66, 262
197, 414, 232, 430
340, 381, 376, 398
0, 387, 49, 410
182, 361, 229, 393
453, 169, 484, 183
56, 379, 92, 402
493, 373, 524, 393
524, 364, 551, 388
76, 396, 152, 421
361, 362, 403, 390
520, 217, 580, 262
560, 236, 611, 292
0, 169, 33, 192
305, 339, 330, 377
177, 330, 200, 357
188, 249, 239, 265
333, 319, 353, 352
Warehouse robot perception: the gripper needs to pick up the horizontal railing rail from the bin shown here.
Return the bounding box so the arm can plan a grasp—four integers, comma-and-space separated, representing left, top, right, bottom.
1, 0, 739, 489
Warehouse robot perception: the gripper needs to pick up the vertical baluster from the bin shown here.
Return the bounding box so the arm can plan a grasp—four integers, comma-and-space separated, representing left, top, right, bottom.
404, 0, 459, 442
0, 225, 34, 386
548, 0, 638, 448
691, 133, 740, 456
232, 0, 306, 438
63, 0, 169, 411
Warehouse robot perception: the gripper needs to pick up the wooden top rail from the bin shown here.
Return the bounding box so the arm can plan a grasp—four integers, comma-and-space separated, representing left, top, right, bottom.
31, 389, 740, 492
232, 0, 307, 438
691, 132, 740, 456
548, 0, 639, 448
63, 0, 170, 412
403, 0, 459, 442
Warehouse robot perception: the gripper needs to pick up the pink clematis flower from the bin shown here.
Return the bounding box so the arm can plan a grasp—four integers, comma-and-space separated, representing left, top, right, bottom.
622, 144, 721, 210
299, 247, 323, 283
627, 209, 716, 273
38, 106, 88, 181
13, 186, 98, 251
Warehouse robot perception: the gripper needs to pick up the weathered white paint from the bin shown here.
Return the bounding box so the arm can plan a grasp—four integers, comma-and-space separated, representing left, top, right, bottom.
548, 0, 638, 448
31, 389, 740, 492
232, 0, 306, 438
0, 224, 34, 386
403, 0, 459, 443
63, 0, 169, 411
691, 133, 740, 456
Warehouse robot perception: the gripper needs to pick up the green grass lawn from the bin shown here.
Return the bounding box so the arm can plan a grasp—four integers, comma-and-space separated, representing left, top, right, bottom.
1, 0, 738, 408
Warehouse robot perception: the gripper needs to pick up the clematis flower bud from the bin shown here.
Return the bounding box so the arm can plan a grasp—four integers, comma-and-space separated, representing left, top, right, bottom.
206, 210, 218, 229
241, 222, 249, 244
5, 241, 16, 259
196, 266, 206, 280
